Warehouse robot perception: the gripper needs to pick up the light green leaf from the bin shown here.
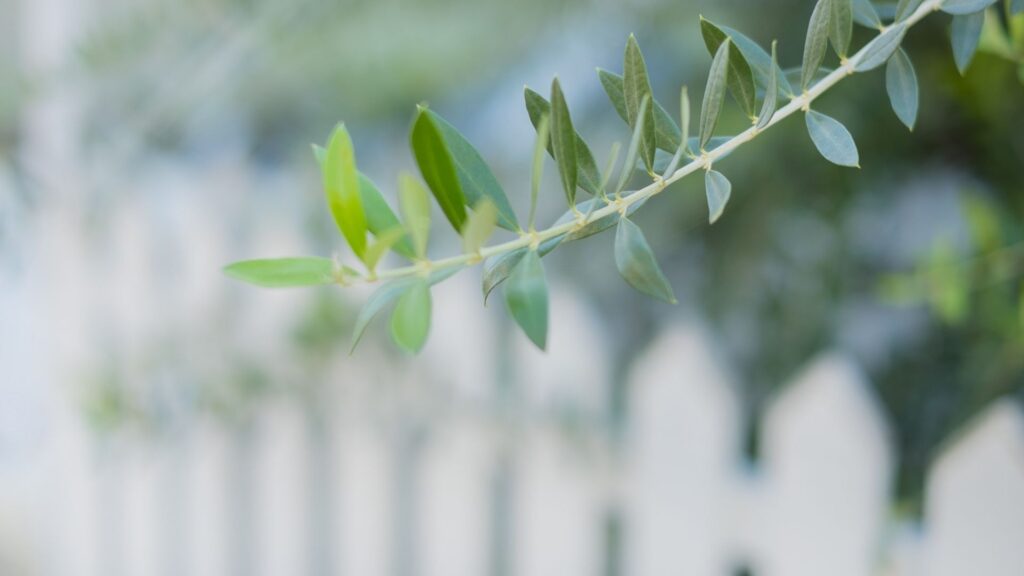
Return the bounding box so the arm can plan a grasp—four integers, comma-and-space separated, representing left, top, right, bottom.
718, 25, 796, 98
756, 41, 780, 130
463, 199, 498, 255
524, 88, 603, 196
614, 217, 676, 303
831, 0, 854, 57
802, 0, 833, 91
615, 95, 650, 196
323, 124, 368, 261
357, 174, 416, 260
896, 0, 925, 20
224, 257, 336, 288
941, 0, 998, 15
663, 86, 691, 177
705, 169, 733, 224
951, 12, 985, 74
529, 113, 550, 230
504, 250, 548, 350
805, 109, 860, 167
700, 17, 758, 118
424, 109, 520, 231
700, 39, 731, 150
596, 69, 682, 152
410, 106, 467, 233
399, 173, 431, 258
886, 47, 919, 130
390, 280, 431, 354
624, 35, 658, 172
853, 0, 883, 28
351, 268, 459, 352
363, 228, 407, 272
550, 78, 579, 206
856, 25, 908, 71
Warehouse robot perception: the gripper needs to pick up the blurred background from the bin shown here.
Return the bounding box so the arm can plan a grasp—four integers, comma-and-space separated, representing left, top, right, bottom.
1, 0, 1023, 574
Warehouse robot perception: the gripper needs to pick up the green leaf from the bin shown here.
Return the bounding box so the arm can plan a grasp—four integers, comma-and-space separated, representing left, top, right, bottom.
941, 0, 998, 15
410, 106, 468, 233
351, 268, 459, 352
830, 0, 854, 57
756, 41, 780, 130
663, 86, 691, 177
718, 26, 795, 98
805, 109, 860, 167
504, 250, 548, 350
399, 173, 431, 258
615, 95, 650, 196
224, 257, 336, 288
802, 0, 833, 91
529, 113, 550, 230
699, 39, 731, 151
624, 35, 658, 172
895, 0, 925, 20
363, 228, 407, 272
323, 124, 368, 261
481, 236, 562, 305
550, 78, 579, 206
614, 217, 676, 304
524, 88, 603, 196
596, 69, 682, 153
390, 280, 432, 354
424, 109, 520, 231
463, 199, 498, 255
555, 196, 647, 242
951, 11, 985, 74
358, 175, 416, 260
700, 18, 758, 118
856, 25, 908, 71
853, 0, 883, 28
886, 47, 919, 130
704, 169, 733, 224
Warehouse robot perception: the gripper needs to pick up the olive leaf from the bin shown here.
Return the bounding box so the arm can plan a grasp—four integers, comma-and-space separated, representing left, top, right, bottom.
462, 199, 499, 255
624, 35, 658, 172
390, 280, 431, 354
410, 106, 468, 232
853, 0, 883, 28
351, 268, 459, 353
596, 69, 682, 152
524, 88, 602, 196
941, 0, 999, 16
550, 78, 579, 206
504, 250, 549, 350
802, 0, 833, 91
895, 0, 925, 21
700, 39, 731, 151
951, 11, 985, 74
614, 217, 677, 303
481, 235, 562, 304
805, 109, 860, 167
886, 47, 919, 130
830, 0, 854, 58
718, 25, 795, 98
529, 113, 550, 230
398, 173, 431, 258
615, 95, 651, 196
224, 257, 336, 288
705, 169, 733, 224
756, 41, 780, 130
856, 25, 908, 71
424, 109, 520, 231
363, 228, 407, 272
663, 85, 691, 177
700, 17, 758, 118
323, 124, 368, 261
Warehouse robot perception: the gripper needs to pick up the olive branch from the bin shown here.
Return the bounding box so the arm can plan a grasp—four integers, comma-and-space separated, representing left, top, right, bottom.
225, 0, 1018, 353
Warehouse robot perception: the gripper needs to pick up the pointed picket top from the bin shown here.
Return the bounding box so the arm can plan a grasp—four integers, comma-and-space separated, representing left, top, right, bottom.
625, 325, 741, 576
924, 400, 1024, 576
760, 354, 892, 576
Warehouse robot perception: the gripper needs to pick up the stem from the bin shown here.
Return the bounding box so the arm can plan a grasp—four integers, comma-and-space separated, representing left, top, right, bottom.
352, 0, 942, 287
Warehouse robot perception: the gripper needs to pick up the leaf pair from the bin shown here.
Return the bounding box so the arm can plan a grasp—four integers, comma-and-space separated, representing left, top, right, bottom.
351, 268, 460, 354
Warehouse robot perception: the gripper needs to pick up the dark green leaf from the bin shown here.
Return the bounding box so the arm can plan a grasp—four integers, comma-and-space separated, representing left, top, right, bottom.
399, 173, 431, 258
390, 280, 431, 354
855, 25, 907, 71
524, 88, 602, 195
700, 39, 731, 150
951, 11, 984, 74
614, 217, 676, 303
323, 124, 368, 260
853, 0, 883, 28
596, 69, 682, 152
805, 109, 860, 167
504, 250, 548, 350
351, 268, 459, 352
410, 106, 467, 232
886, 47, 919, 130
719, 25, 795, 97
550, 78, 579, 206
424, 110, 520, 231
802, 0, 833, 91
624, 35, 657, 172
941, 0, 997, 15
224, 257, 336, 288
756, 41, 780, 130
830, 0, 854, 57
700, 18, 758, 118
705, 169, 733, 224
